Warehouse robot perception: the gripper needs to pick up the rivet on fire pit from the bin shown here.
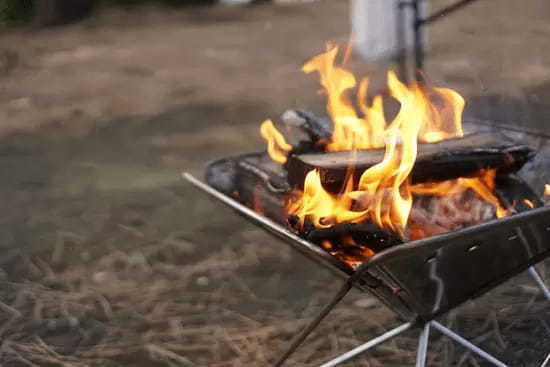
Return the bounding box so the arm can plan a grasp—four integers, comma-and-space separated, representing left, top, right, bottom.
467, 244, 481, 252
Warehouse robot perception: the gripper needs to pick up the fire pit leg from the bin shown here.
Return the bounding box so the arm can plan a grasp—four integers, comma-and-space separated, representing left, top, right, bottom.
430, 321, 508, 367
415, 323, 431, 367
273, 280, 353, 367
319, 322, 414, 367
527, 266, 550, 301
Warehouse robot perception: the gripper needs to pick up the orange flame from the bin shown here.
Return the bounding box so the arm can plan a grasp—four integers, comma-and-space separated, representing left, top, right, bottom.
302, 45, 385, 151
288, 168, 367, 228
260, 119, 292, 164
262, 44, 506, 242
410, 169, 509, 218
419, 87, 465, 143
288, 63, 468, 236
301, 45, 465, 151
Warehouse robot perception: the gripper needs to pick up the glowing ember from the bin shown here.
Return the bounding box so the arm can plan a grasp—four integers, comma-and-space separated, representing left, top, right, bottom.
410, 169, 509, 218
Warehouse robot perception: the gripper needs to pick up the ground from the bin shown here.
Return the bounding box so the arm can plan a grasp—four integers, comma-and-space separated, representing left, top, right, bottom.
0, 1, 549, 366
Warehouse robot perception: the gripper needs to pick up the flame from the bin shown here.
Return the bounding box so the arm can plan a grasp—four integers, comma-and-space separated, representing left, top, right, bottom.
288, 67, 466, 235
410, 169, 509, 218
260, 44, 508, 248
302, 45, 386, 150
524, 199, 535, 209
545, 185, 550, 196
301, 45, 465, 151
419, 87, 465, 142
353, 72, 427, 234
288, 169, 367, 228
260, 119, 292, 164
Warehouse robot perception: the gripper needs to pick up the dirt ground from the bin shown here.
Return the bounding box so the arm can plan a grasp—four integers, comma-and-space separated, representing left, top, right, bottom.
0, 1, 549, 366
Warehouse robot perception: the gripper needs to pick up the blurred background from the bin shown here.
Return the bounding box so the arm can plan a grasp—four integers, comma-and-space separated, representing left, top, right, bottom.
0, 0, 549, 366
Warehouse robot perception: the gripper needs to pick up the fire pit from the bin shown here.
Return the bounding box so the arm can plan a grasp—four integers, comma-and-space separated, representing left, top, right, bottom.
184, 45, 550, 366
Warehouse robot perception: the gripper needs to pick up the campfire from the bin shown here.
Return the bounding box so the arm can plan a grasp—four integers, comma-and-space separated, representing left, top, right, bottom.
185, 41, 550, 367
182, 28, 550, 367
236, 44, 535, 268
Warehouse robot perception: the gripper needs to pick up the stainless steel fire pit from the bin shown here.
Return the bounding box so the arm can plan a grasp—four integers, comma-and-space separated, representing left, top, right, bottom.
183, 120, 550, 367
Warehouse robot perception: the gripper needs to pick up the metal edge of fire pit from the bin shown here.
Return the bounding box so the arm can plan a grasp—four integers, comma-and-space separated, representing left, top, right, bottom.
355, 205, 550, 320
361, 206, 550, 268
182, 172, 353, 277
183, 172, 550, 320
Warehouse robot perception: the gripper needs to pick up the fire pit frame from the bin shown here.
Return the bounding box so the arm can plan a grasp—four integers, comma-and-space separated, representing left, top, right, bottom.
183, 172, 550, 367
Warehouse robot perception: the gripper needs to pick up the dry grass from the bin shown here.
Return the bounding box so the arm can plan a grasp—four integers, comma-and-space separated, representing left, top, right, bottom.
0, 222, 547, 366
0, 227, 414, 367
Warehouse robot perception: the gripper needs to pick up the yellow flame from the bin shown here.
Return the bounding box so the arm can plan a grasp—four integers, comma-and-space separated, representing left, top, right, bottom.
301, 45, 464, 152
419, 87, 465, 142
260, 119, 292, 164
286, 45, 472, 236
302, 45, 385, 151
262, 44, 504, 242
288, 169, 367, 228
545, 184, 550, 196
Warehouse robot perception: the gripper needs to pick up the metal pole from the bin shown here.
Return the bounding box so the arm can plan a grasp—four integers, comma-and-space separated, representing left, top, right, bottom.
415, 323, 431, 367
430, 321, 508, 367
274, 280, 353, 367
319, 322, 414, 367
412, 0, 424, 77
527, 266, 550, 301
396, 1, 409, 83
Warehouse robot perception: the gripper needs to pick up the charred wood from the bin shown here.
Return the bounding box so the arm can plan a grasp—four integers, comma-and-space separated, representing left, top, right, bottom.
287, 132, 535, 191
205, 153, 290, 224
494, 174, 543, 213
306, 222, 402, 253
288, 215, 402, 255
282, 109, 332, 145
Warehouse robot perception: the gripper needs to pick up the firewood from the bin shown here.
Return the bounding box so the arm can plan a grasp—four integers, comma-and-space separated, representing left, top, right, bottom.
281, 109, 332, 144
286, 132, 534, 191
205, 153, 290, 224
299, 221, 402, 253
494, 174, 543, 213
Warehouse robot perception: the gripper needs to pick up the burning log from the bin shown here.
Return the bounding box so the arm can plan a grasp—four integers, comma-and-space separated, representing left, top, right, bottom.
304, 222, 402, 253
205, 153, 291, 224
286, 132, 534, 191
287, 215, 402, 265
494, 174, 543, 213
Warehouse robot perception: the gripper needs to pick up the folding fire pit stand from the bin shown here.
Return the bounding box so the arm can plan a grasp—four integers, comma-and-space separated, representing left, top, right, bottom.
184, 172, 550, 367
